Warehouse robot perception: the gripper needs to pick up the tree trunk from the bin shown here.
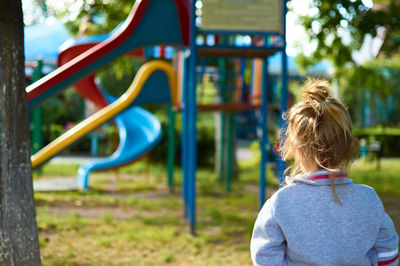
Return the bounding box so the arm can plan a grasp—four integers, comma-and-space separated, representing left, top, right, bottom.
0, 0, 42, 264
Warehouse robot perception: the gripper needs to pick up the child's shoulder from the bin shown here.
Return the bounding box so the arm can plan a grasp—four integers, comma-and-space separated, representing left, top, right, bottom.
267, 183, 301, 205
273, 182, 309, 196
350, 182, 378, 193
348, 182, 383, 204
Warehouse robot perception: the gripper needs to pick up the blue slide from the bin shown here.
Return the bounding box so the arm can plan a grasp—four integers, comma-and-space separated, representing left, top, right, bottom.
77, 92, 162, 189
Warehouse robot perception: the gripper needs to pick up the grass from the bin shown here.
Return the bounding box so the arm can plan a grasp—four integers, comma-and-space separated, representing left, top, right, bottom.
350, 159, 400, 196
33, 163, 81, 178
34, 156, 400, 265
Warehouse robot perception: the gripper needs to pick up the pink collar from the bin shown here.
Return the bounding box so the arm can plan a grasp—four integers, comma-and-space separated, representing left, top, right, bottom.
291, 170, 352, 186
307, 171, 348, 181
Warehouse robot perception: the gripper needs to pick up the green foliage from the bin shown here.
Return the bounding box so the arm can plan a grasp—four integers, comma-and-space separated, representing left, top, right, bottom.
61, 0, 142, 99
148, 111, 216, 167
39, 88, 84, 144
296, 0, 400, 69
62, 0, 134, 36
297, 0, 367, 69
41, 88, 83, 128
353, 126, 400, 157
338, 57, 400, 126
98, 57, 144, 98
353, 126, 400, 136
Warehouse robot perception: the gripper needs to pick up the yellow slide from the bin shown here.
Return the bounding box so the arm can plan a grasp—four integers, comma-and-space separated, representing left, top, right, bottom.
31, 61, 178, 168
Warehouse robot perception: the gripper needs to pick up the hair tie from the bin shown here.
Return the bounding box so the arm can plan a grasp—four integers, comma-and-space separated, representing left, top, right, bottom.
320, 101, 327, 105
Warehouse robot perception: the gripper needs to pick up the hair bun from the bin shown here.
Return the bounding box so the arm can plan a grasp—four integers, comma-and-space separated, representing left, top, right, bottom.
302, 78, 330, 103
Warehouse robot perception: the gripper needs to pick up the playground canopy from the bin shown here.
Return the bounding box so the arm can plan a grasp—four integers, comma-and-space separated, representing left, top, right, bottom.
24, 21, 72, 65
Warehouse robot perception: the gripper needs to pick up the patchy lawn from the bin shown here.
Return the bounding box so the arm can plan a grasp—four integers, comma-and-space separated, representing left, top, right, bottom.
34, 158, 400, 265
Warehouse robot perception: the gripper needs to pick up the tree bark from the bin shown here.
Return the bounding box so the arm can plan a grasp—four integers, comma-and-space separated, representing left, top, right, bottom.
0, 0, 42, 264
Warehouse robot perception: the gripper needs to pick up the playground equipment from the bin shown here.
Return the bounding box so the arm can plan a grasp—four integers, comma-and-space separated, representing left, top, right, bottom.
26, 60, 45, 155
26, 0, 188, 185
77, 96, 163, 190
27, 0, 289, 233
26, 0, 188, 108
30, 61, 177, 167
56, 36, 174, 189
178, 0, 289, 233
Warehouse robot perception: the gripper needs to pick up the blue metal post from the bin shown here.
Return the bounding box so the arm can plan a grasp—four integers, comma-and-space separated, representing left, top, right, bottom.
167, 104, 176, 192
259, 59, 270, 209
181, 51, 189, 218
187, 0, 198, 234
250, 60, 255, 99
241, 58, 248, 98
90, 135, 98, 156
217, 58, 226, 184
278, 0, 289, 185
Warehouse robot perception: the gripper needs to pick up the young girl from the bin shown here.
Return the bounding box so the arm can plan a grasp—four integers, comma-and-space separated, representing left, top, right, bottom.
250, 79, 399, 266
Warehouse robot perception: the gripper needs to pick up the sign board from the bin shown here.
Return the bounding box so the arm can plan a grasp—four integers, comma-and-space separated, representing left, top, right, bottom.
201, 0, 282, 33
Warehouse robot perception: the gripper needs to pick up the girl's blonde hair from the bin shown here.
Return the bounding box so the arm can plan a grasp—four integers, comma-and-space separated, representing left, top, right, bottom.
280, 78, 359, 201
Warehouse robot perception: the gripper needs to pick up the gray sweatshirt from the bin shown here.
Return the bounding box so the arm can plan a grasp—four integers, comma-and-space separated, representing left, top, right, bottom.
251, 170, 399, 266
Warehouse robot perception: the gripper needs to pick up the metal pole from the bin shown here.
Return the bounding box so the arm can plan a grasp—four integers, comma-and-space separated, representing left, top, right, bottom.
30, 59, 44, 155
167, 104, 175, 192
218, 58, 226, 184
187, 0, 198, 234
181, 51, 188, 218
226, 112, 234, 193
259, 58, 270, 209
278, 0, 288, 185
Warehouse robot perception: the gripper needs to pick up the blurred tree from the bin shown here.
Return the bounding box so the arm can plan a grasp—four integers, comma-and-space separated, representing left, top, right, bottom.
296, 0, 400, 69
62, 0, 134, 35
338, 56, 400, 127
296, 0, 400, 127
33, 0, 49, 17
41, 88, 84, 143
0, 0, 41, 264
62, 0, 142, 97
